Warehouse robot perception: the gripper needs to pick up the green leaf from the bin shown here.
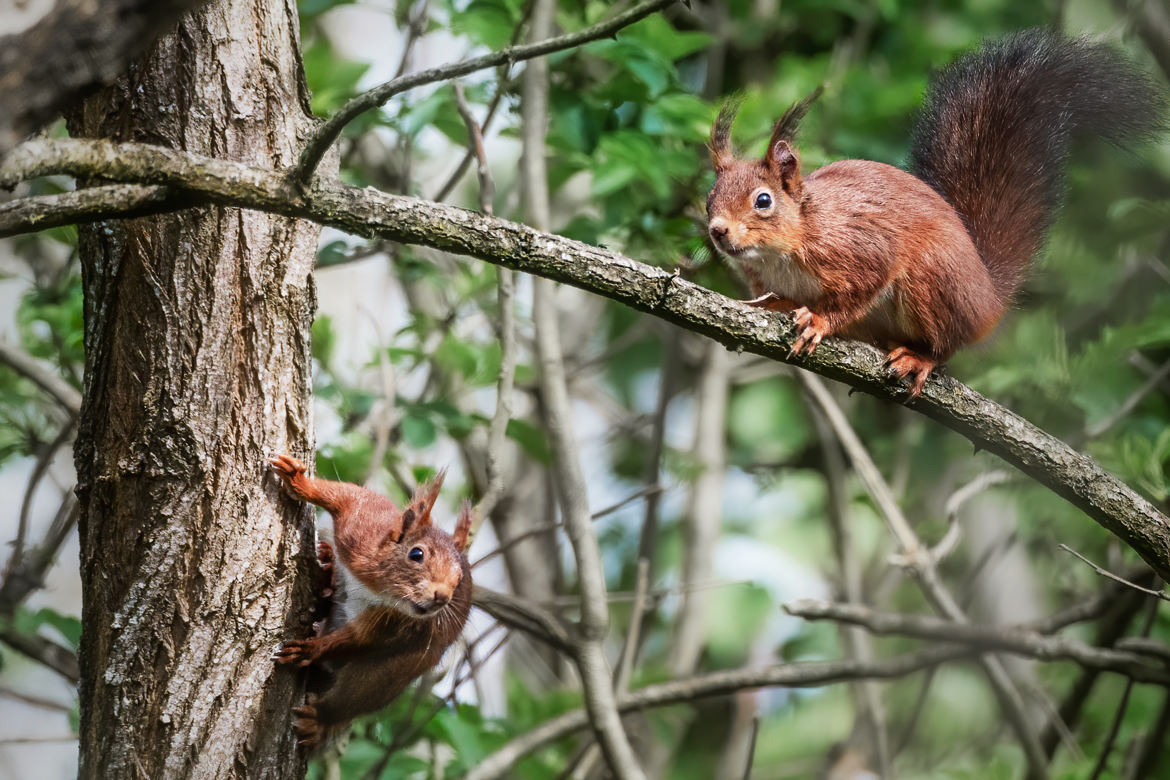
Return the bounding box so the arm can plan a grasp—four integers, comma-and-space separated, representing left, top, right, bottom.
13, 607, 82, 649
402, 414, 438, 449
506, 419, 552, 464
301, 38, 369, 116
434, 334, 479, 379
315, 239, 350, 268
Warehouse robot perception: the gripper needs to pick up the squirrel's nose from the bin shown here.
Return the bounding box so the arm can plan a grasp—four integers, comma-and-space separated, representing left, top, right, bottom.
709, 220, 730, 244
430, 587, 452, 607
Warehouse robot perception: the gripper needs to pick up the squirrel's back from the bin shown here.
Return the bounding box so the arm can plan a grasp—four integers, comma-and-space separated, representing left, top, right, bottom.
909, 28, 1166, 302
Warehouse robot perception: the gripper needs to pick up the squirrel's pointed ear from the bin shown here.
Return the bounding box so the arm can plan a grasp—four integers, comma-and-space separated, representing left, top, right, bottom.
452, 501, 473, 553
766, 138, 802, 193
401, 468, 447, 536
709, 99, 740, 172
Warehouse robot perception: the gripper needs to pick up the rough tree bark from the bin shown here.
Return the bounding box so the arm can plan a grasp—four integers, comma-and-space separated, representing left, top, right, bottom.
67, 0, 322, 777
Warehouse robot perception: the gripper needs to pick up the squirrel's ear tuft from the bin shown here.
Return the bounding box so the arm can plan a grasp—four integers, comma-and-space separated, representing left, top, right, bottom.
764, 86, 819, 191
452, 501, 473, 553
710, 98, 740, 172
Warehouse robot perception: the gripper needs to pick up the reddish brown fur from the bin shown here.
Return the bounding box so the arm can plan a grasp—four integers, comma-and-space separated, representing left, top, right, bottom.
268, 454, 472, 749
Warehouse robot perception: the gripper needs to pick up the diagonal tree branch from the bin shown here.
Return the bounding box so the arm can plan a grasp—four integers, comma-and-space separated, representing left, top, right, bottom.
2, 138, 1169, 583
0, 340, 82, 417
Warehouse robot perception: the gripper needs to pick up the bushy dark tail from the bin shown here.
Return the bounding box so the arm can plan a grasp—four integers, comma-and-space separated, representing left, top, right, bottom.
909, 28, 1166, 302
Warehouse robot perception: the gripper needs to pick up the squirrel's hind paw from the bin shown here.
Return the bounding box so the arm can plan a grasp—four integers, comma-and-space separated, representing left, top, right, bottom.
884, 348, 935, 399
292, 704, 324, 750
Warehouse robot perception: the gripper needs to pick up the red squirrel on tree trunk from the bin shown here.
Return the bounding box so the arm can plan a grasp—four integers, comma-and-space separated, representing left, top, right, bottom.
268, 454, 472, 749
707, 28, 1166, 397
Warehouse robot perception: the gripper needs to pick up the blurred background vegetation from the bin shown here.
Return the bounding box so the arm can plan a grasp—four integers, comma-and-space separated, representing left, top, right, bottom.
2, 0, 1169, 777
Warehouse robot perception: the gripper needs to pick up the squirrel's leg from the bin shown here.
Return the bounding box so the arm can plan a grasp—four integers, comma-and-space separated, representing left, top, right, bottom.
268, 454, 368, 515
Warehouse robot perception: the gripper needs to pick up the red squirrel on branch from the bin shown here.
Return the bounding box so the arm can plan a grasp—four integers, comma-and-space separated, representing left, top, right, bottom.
268, 454, 472, 749
707, 29, 1166, 397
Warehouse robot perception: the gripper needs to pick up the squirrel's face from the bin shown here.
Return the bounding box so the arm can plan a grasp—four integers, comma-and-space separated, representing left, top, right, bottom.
707, 102, 807, 260
384, 526, 467, 619
706, 158, 803, 259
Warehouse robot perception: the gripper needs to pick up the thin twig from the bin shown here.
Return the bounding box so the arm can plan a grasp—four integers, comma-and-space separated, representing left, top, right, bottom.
933, 470, 1012, 562
292, 0, 679, 184
742, 715, 762, 780
572, 557, 652, 778
11, 421, 74, 570
472, 485, 662, 568
1060, 544, 1170, 602
803, 382, 890, 777
671, 340, 730, 676
785, 599, 1170, 685
0, 685, 71, 711
430, 0, 534, 202
1085, 358, 1170, 439
472, 585, 573, 655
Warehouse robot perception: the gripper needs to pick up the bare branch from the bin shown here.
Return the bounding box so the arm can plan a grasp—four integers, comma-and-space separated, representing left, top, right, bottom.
0, 628, 79, 683
802, 377, 889, 775
291, 0, 679, 184
453, 80, 514, 545
465, 645, 975, 780
0, 340, 82, 417
0, 184, 185, 238
472, 585, 573, 655
1085, 358, 1170, 439
1089, 591, 1160, 779
11, 422, 75, 571
2, 138, 1169, 583
671, 341, 729, 675
785, 599, 1170, 685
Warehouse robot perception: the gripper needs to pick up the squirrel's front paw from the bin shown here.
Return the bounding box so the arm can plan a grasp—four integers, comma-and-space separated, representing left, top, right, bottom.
789, 307, 829, 356
274, 638, 321, 668
268, 453, 307, 482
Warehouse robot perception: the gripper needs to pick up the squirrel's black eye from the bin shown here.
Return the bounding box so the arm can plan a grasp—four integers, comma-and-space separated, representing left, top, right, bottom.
408, 547, 424, 563
754, 192, 773, 210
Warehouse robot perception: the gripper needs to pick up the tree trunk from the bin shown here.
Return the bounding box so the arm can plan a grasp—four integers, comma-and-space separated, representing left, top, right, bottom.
68, 0, 322, 776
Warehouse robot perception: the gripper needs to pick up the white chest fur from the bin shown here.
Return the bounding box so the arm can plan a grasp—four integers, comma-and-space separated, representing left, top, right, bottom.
734, 247, 823, 304
338, 562, 399, 619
